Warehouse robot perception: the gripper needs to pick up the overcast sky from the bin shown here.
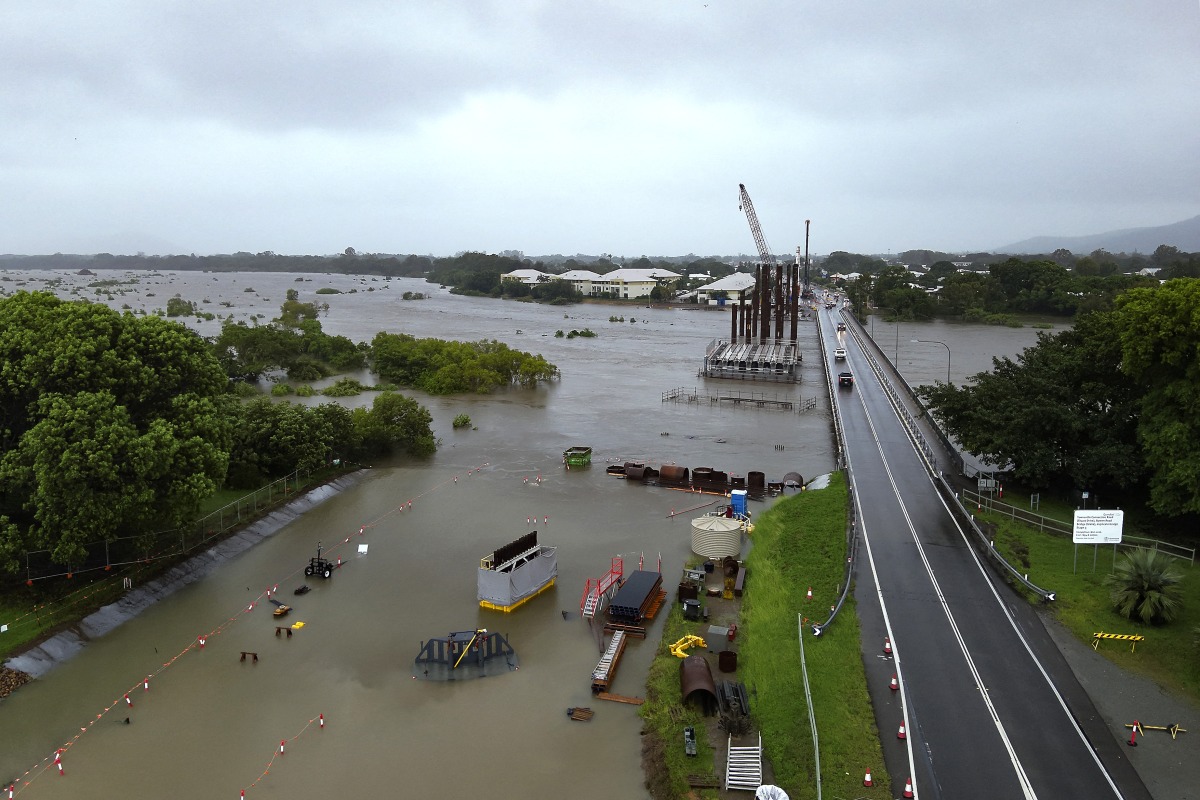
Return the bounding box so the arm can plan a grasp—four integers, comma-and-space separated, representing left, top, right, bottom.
2, 1, 1197, 258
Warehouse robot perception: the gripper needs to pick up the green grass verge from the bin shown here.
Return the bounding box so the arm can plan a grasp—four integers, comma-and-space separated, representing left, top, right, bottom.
640, 601, 721, 799
981, 509, 1200, 703
639, 473, 888, 799
740, 473, 888, 799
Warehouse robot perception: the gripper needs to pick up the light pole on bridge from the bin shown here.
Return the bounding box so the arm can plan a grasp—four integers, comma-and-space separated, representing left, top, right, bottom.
913, 338, 951, 384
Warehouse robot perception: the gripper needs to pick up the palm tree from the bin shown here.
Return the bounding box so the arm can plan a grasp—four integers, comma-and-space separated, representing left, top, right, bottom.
1105, 548, 1184, 625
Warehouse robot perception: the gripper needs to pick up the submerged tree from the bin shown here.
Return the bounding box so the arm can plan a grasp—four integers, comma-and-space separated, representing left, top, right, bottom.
1105, 549, 1184, 625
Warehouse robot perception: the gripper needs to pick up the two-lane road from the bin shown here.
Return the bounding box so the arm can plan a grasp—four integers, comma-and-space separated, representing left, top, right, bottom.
824, 307, 1149, 800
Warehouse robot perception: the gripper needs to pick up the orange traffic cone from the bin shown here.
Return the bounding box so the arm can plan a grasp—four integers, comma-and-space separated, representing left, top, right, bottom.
889, 673, 899, 691
863, 767, 872, 787
806, 586, 813, 601
897, 722, 906, 739
884, 637, 892, 655
903, 777, 914, 798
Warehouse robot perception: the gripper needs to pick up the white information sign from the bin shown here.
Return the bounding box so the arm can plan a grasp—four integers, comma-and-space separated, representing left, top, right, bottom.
1072, 509, 1124, 544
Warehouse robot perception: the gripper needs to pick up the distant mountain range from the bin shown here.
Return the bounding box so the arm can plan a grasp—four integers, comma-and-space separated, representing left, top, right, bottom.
995, 215, 1200, 255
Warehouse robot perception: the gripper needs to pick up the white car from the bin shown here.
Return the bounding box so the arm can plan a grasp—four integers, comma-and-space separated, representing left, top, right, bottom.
834, 348, 847, 361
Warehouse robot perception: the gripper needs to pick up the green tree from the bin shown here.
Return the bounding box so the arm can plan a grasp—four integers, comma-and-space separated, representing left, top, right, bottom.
917, 312, 1142, 493
1113, 280, 1200, 515
0, 292, 230, 569
1105, 549, 1184, 625
352, 392, 437, 457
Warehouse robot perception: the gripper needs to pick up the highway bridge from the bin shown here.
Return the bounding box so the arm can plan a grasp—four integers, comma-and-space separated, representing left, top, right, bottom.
823, 302, 1151, 800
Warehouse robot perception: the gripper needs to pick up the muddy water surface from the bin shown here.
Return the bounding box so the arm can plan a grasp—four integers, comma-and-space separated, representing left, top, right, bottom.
0, 270, 1049, 798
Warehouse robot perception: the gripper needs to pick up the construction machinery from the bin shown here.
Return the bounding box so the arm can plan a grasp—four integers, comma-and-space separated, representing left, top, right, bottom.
670, 634, 707, 658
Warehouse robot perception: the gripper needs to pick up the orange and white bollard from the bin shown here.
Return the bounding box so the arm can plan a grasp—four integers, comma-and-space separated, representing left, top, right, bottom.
54, 750, 64, 776
1128, 720, 1140, 747
198, 635, 206, 649
279, 739, 286, 756
144, 677, 150, 691
805, 586, 813, 601
319, 713, 325, 729
125, 693, 132, 707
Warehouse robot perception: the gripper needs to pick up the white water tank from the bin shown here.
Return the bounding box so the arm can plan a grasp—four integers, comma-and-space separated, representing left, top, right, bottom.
690, 515, 743, 559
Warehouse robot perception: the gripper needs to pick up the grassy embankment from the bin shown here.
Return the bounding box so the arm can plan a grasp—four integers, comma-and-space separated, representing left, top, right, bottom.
0, 476, 339, 663
639, 473, 889, 799
979, 497, 1200, 704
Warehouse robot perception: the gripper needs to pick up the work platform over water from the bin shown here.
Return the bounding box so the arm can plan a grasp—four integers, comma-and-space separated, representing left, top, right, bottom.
702, 338, 801, 384
662, 386, 816, 413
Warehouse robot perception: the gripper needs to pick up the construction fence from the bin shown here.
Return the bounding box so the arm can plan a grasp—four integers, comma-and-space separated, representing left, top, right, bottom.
20, 467, 322, 583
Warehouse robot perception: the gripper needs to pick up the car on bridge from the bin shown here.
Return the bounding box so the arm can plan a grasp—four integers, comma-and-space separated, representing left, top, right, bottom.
838, 371, 854, 388
834, 348, 847, 361
836, 321, 847, 332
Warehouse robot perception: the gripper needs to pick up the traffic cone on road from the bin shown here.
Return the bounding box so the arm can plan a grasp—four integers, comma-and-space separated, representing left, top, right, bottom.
863, 767, 872, 787
897, 721, 906, 739
883, 637, 892, 655
889, 673, 899, 691
903, 777, 914, 798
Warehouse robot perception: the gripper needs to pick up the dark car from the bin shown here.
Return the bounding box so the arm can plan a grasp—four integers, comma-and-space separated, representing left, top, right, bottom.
836, 321, 847, 332
838, 372, 854, 388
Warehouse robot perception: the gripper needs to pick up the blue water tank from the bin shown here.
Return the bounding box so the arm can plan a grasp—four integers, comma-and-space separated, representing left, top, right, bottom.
730, 489, 747, 517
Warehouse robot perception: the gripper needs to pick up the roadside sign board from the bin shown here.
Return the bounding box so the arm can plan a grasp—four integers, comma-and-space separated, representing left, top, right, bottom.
978, 478, 998, 491
1072, 510, 1124, 544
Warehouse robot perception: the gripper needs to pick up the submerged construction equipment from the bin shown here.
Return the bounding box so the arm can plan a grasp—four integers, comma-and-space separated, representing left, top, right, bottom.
412, 629, 518, 681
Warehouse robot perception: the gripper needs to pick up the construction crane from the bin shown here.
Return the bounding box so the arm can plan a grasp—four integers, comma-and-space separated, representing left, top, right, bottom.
799, 219, 813, 300
737, 183, 777, 271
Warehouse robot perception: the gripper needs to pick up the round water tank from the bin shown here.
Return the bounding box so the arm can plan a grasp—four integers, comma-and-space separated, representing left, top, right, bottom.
691, 515, 743, 559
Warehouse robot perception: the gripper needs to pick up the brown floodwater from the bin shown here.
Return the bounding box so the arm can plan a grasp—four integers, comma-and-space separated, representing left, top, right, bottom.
0, 270, 1050, 798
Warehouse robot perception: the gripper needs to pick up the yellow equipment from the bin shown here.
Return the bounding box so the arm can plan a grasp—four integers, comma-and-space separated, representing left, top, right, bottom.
670, 635, 707, 658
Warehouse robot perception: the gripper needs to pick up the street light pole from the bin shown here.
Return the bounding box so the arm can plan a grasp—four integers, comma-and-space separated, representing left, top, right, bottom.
913, 338, 951, 384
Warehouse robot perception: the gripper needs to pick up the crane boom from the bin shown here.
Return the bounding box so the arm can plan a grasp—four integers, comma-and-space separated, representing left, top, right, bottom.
738, 183, 777, 268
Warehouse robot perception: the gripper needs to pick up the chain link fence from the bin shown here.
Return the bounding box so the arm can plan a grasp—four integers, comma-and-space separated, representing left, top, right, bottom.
21, 467, 317, 583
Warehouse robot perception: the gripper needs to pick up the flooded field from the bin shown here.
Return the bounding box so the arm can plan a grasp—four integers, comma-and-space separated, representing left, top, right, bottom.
0, 269, 1050, 798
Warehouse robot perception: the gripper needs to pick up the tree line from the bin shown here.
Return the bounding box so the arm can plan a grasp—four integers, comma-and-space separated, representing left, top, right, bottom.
837, 245, 1199, 322
917, 279, 1200, 522
0, 291, 558, 571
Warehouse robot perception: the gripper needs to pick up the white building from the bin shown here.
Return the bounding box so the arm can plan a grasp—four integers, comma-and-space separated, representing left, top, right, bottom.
500, 268, 553, 285
592, 268, 681, 299
558, 269, 604, 295
695, 272, 757, 305
500, 266, 680, 299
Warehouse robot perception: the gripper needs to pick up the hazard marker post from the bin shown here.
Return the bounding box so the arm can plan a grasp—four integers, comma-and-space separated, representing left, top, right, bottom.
862, 767, 872, 787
